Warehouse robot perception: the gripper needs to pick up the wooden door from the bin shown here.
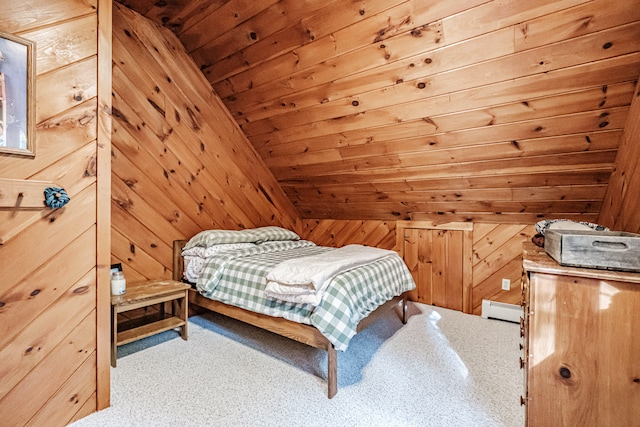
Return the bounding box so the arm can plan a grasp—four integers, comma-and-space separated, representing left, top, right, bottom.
399, 221, 472, 313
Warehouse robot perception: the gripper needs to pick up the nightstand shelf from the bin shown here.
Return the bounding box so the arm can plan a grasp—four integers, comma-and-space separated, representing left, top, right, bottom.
111, 279, 190, 367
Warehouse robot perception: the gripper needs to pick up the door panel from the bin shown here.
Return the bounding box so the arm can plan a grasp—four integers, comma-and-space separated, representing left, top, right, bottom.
403, 226, 468, 312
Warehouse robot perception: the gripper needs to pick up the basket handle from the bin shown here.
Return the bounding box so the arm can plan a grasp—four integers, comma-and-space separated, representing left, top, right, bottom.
592, 240, 629, 251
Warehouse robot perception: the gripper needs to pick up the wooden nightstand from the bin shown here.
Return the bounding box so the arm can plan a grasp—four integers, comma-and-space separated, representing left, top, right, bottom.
111, 279, 190, 367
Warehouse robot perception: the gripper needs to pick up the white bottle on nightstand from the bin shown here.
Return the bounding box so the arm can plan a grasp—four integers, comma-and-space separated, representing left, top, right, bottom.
111, 271, 126, 295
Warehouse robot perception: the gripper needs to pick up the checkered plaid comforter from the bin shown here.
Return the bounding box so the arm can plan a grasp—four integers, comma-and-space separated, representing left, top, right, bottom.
195, 240, 416, 351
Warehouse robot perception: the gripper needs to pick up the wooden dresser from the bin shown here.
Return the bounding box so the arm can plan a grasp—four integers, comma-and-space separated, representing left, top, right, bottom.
521, 242, 640, 427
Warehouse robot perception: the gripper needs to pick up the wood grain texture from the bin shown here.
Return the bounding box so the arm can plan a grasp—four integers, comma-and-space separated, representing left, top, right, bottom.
0, 1, 103, 423
396, 222, 472, 313
111, 4, 301, 284
300, 219, 397, 249
96, 0, 113, 409
523, 243, 640, 426
303, 219, 537, 312
119, 0, 640, 223
0, 312, 96, 427
599, 79, 640, 233
6, 0, 640, 423
472, 223, 535, 314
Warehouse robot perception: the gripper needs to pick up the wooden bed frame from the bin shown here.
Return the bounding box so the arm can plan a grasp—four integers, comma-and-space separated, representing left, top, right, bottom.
172, 239, 409, 398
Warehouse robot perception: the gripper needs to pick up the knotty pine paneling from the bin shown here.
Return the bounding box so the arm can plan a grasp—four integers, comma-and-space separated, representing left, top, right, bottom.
402, 227, 469, 312
111, 4, 301, 282
302, 219, 535, 314
0, 312, 96, 427
472, 223, 535, 314
0, 0, 110, 424
599, 79, 640, 233
301, 219, 397, 249
120, 0, 640, 224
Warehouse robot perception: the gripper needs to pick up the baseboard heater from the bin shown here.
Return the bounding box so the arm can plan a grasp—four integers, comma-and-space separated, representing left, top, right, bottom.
481, 300, 523, 323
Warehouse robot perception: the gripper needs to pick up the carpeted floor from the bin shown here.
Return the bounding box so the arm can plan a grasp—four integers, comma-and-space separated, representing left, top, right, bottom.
71, 302, 524, 427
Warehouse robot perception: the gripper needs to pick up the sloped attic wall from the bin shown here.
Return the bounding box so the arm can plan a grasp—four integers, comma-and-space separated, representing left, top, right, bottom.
599, 79, 640, 234
120, 0, 640, 224
111, 3, 301, 281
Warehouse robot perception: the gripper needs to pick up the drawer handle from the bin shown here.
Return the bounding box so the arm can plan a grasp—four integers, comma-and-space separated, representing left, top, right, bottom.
519, 317, 524, 337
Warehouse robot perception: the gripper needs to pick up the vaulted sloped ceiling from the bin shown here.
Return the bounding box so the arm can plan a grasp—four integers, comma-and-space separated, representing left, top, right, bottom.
115, 0, 640, 223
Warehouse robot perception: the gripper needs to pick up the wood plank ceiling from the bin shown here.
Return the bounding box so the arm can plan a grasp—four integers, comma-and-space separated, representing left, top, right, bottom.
115, 0, 640, 223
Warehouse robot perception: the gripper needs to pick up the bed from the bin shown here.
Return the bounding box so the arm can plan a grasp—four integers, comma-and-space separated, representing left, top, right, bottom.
172, 226, 416, 398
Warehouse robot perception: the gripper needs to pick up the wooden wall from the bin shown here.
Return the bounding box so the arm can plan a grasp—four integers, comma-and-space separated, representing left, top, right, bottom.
119, 0, 640, 224
471, 223, 534, 314
599, 79, 640, 233
302, 219, 533, 313
0, 0, 111, 424
0, 2, 635, 424
301, 219, 397, 249
111, 4, 301, 283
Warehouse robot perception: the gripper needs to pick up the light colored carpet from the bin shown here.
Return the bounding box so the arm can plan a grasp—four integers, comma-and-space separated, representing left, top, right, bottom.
71, 302, 524, 427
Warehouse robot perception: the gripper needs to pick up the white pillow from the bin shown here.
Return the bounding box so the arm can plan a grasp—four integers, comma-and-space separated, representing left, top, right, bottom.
183, 256, 204, 283
249, 226, 300, 243
183, 229, 256, 249
182, 242, 256, 258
